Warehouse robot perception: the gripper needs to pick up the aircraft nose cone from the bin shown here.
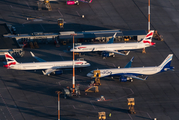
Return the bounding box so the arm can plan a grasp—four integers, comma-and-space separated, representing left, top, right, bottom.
87, 73, 93, 77
87, 63, 91, 67
70, 48, 73, 52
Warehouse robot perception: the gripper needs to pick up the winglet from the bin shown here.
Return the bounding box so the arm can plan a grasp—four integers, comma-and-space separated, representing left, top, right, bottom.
42, 70, 47, 75
131, 57, 134, 62
30, 51, 35, 57
126, 51, 130, 55
144, 76, 148, 80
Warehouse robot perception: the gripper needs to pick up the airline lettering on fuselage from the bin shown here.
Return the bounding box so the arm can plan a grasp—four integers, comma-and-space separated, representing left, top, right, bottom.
78, 47, 86, 49
75, 62, 83, 64
101, 70, 112, 74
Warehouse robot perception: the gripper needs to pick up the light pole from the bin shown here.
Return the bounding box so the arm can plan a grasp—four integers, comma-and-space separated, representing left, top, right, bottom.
143, 0, 150, 53
56, 91, 62, 120
71, 34, 77, 94
148, 0, 150, 32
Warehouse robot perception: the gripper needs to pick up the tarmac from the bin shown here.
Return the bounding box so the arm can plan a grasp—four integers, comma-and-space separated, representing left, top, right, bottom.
0, 0, 179, 120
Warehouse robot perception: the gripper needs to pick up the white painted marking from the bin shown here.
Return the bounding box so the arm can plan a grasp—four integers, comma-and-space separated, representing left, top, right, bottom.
128, 113, 133, 120
26, 1, 31, 9
40, 24, 45, 31
59, 53, 64, 61
33, 19, 43, 22
112, 63, 116, 67
76, 11, 80, 16
58, 10, 63, 17
0, 94, 15, 120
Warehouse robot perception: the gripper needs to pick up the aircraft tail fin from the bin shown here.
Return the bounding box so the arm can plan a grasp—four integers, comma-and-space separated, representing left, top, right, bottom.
140, 30, 155, 46
107, 33, 117, 44
4, 52, 19, 68
159, 54, 174, 71
124, 57, 134, 68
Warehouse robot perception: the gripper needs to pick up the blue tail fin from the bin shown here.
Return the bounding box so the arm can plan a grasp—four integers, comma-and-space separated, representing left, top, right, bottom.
107, 33, 117, 44
159, 54, 174, 72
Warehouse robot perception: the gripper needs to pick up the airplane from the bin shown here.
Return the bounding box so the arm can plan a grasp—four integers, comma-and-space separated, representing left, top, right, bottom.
67, 0, 92, 5
71, 30, 155, 59
87, 54, 174, 82
3, 52, 90, 76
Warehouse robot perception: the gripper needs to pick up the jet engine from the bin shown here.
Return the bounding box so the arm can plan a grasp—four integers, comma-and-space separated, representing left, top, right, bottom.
53, 70, 63, 75
102, 52, 115, 59
120, 76, 132, 82
102, 51, 110, 57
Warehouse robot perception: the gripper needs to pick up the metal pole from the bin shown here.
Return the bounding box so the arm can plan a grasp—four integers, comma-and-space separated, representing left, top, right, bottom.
71, 34, 77, 94
148, 0, 150, 32
56, 91, 62, 120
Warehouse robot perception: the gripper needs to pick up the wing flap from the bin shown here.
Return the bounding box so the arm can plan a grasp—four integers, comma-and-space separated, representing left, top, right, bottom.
105, 50, 130, 56
124, 75, 148, 81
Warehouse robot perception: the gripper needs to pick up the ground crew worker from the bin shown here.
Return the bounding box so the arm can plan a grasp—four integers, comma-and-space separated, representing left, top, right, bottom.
153, 30, 163, 41
109, 113, 111, 117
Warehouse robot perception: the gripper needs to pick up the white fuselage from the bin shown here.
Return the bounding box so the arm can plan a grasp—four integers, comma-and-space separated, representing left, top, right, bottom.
9, 61, 90, 70
87, 66, 161, 78
72, 42, 151, 52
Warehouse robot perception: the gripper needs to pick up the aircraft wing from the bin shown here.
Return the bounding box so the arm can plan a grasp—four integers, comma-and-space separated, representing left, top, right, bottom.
42, 68, 56, 75
30, 51, 46, 62
124, 57, 134, 68
107, 33, 117, 44
105, 50, 130, 56
124, 75, 148, 81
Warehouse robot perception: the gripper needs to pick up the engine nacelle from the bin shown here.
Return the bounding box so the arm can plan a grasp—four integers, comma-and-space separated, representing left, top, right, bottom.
120, 76, 132, 82
54, 70, 63, 75
102, 51, 110, 57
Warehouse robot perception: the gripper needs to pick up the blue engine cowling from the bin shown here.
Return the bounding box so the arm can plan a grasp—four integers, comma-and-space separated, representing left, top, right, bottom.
54, 70, 63, 75
102, 51, 110, 57
120, 76, 128, 82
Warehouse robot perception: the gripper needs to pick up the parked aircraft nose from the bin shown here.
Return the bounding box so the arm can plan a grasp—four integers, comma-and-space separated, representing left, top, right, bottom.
87, 73, 93, 77
70, 48, 73, 52
86, 63, 91, 67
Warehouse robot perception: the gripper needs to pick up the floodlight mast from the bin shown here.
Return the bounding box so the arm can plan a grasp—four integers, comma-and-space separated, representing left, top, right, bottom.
148, 0, 150, 32
71, 34, 77, 94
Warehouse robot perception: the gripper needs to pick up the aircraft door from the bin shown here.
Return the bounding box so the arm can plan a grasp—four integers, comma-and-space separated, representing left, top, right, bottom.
93, 70, 101, 77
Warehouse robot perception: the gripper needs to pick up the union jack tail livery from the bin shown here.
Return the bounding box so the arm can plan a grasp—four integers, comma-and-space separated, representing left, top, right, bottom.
4, 52, 19, 68
140, 30, 155, 46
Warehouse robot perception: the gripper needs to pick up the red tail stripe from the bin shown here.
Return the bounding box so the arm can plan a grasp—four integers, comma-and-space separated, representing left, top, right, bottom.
146, 32, 153, 38
143, 40, 155, 45
143, 40, 151, 43
3, 64, 9, 68
5, 54, 13, 59
8, 62, 16, 66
